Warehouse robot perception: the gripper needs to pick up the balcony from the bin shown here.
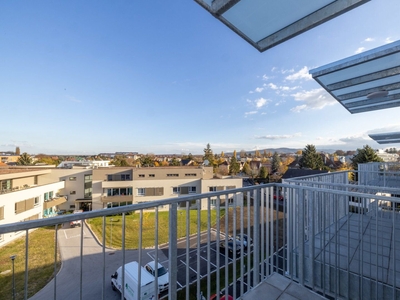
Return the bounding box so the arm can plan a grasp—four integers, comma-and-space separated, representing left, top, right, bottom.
101, 194, 134, 203
0, 163, 399, 299
43, 196, 67, 210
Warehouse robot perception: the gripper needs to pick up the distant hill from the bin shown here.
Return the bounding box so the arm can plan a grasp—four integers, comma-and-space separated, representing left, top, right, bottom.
226, 147, 339, 156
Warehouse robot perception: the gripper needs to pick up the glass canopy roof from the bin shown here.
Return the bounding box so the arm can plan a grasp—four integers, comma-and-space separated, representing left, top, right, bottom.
369, 132, 400, 145
310, 40, 400, 114
194, 0, 370, 52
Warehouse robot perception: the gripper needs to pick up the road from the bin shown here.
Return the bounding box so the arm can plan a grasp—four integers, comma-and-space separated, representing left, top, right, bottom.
29, 223, 153, 300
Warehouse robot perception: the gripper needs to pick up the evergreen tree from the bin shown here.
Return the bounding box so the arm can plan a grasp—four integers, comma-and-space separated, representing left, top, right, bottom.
169, 157, 180, 166
203, 143, 214, 165
271, 152, 281, 173
259, 166, 268, 179
229, 155, 240, 175
242, 162, 251, 176
140, 155, 155, 167
299, 144, 324, 170
17, 152, 33, 165
351, 145, 383, 171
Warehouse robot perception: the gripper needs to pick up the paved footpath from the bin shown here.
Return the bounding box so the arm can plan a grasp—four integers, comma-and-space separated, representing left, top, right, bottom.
30, 223, 151, 300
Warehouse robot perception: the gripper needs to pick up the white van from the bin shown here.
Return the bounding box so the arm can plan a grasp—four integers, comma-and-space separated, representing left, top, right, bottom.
111, 261, 157, 300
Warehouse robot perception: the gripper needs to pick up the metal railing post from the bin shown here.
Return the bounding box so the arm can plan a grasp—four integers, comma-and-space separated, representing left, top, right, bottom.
168, 202, 178, 299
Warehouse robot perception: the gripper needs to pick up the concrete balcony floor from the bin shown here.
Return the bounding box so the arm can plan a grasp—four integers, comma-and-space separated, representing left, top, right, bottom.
243, 273, 325, 300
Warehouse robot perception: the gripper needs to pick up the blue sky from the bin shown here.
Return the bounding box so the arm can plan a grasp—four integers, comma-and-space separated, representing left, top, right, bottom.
1, 0, 400, 155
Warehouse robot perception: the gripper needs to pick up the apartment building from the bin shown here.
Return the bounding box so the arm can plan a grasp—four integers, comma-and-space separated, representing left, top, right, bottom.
0, 165, 242, 244
0, 168, 65, 245
92, 166, 243, 211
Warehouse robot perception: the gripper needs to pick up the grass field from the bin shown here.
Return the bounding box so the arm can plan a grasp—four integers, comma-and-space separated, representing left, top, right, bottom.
88, 209, 224, 249
0, 227, 61, 300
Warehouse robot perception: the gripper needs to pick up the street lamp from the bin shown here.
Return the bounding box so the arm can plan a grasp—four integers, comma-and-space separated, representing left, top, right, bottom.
110, 218, 113, 247
10, 255, 16, 300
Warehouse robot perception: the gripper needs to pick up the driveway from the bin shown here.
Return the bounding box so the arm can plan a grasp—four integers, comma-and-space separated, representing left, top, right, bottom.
30, 223, 152, 300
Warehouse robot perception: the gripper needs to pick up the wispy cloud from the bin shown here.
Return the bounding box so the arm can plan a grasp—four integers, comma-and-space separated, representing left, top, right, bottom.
355, 47, 365, 54
290, 88, 336, 112
244, 111, 258, 117
66, 95, 82, 103
364, 37, 374, 42
255, 132, 302, 140
249, 87, 264, 93
385, 37, 394, 44
285, 66, 312, 81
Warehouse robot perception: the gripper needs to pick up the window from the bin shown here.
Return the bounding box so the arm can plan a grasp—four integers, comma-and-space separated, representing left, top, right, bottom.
84, 174, 92, 198
137, 188, 145, 196
49, 191, 54, 198
185, 173, 197, 177
69, 177, 76, 181
15, 199, 35, 214
167, 174, 179, 177
173, 187, 180, 194
0, 234, 4, 242
210, 199, 217, 207
0, 179, 11, 191
44, 192, 49, 201
34, 197, 40, 206
209, 186, 217, 192
149, 174, 155, 177
189, 186, 197, 193
139, 174, 145, 178
0, 206, 4, 220
70, 205, 75, 209
121, 174, 131, 181
70, 191, 76, 195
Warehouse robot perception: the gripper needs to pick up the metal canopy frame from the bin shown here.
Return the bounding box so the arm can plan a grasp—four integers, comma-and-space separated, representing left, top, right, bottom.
194, 0, 370, 52
310, 40, 400, 114
369, 132, 400, 144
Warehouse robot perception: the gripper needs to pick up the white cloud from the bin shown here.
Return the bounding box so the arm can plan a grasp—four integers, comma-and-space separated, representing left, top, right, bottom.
355, 47, 365, 54
385, 37, 394, 44
364, 37, 374, 42
249, 86, 264, 93
255, 98, 267, 108
290, 88, 336, 112
262, 74, 270, 81
245, 111, 258, 117
285, 66, 312, 81
281, 68, 294, 74
255, 132, 302, 140
268, 83, 278, 90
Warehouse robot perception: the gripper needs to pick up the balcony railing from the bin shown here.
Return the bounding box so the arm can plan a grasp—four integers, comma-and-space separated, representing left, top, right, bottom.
1, 174, 400, 299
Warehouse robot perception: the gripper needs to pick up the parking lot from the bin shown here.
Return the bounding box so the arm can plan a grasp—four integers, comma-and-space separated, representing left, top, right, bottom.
146, 230, 253, 296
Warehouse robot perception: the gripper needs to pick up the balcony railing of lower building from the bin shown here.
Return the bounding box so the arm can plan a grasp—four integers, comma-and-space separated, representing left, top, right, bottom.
0, 180, 400, 300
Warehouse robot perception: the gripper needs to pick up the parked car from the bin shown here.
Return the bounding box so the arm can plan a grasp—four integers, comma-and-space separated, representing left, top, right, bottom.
219, 240, 241, 256
70, 210, 83, 228
144, 261, 169, 292
210, 294, 233, 300
232, 234, 253, 248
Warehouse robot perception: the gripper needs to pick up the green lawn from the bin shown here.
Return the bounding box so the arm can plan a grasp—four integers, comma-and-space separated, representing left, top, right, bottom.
88, 209, 224, 249
0, 227, 61, 300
